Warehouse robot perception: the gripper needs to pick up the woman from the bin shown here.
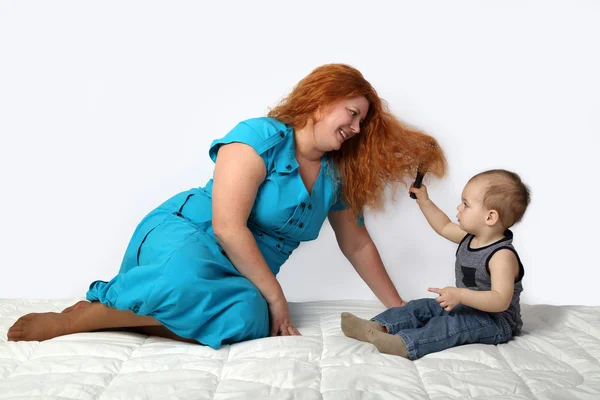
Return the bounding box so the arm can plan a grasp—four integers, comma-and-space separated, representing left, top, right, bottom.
7, 64, 446, 348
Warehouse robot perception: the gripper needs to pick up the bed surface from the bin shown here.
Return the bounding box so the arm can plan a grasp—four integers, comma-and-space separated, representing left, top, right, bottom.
1, 299, 599, 399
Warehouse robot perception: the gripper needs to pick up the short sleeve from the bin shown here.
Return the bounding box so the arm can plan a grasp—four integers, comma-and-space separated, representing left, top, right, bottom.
330, 193, 365, 227
330, 196, 347, 212
208, 120, 281, 165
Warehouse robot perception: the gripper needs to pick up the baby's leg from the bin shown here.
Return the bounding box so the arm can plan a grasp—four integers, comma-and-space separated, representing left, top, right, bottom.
341, 313, 385, 343
366, 329, 410, 358
390, 307, 509, 359
372, 298, 443, 335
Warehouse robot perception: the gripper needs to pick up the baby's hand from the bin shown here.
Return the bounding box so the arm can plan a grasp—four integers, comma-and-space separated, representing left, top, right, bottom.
428, 287, 462, 312
409, 184, 430, 202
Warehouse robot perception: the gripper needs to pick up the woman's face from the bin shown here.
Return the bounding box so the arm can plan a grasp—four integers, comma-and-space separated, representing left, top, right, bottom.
313, 96, 370, 152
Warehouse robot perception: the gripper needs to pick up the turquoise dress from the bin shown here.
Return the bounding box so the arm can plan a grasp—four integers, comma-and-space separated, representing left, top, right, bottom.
86, 117, 360, 348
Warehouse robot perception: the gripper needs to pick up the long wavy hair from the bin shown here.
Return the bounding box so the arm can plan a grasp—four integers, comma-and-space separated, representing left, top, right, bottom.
268, 64, 447, 218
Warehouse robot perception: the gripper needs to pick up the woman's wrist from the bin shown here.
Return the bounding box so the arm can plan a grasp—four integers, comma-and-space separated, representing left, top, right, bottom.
263, 286, 286, 305
385, 298, 407, 308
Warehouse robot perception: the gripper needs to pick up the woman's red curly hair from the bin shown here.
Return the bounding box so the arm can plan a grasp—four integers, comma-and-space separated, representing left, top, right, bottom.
268, 64, 447, 218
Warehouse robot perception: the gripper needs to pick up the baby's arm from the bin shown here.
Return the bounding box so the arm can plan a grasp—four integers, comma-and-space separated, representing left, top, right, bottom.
409, 184, 467, 244
459, 249, 519, 312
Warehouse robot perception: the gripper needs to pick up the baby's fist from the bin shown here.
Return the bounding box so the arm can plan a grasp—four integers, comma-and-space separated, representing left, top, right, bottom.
409, 184, 429, 202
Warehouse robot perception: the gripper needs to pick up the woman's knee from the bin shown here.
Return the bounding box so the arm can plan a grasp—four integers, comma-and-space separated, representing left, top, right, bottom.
229, 288, 270, 341
244, 289, 269, 334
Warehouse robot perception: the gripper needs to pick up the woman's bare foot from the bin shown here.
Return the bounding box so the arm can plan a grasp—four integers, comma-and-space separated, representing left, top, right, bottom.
8, 302, 165, 342
6, 302, 196, 344
61, 300, 91, 313
7, 312, 73, 341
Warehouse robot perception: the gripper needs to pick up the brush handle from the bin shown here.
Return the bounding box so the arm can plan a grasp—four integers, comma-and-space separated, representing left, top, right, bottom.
410, 171, 425, 199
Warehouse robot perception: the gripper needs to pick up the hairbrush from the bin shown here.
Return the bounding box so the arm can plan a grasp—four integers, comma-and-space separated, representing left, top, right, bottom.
410, 169, 425, 199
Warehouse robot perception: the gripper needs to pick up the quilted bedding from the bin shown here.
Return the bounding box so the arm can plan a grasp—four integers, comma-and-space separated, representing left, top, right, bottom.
1, 298, 600, 399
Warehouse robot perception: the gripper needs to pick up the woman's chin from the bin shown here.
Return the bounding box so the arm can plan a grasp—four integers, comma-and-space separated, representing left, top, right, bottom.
333, 137, 345, 150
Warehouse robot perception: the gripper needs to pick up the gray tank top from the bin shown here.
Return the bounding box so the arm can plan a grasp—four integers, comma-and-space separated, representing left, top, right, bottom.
455, 229, 524, 335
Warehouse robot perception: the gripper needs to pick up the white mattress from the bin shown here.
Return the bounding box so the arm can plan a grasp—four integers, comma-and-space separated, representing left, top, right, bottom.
1, 299, 600, 399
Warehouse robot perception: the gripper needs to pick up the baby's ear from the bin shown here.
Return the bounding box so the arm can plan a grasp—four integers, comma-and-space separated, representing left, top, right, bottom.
485, 210, 500, 226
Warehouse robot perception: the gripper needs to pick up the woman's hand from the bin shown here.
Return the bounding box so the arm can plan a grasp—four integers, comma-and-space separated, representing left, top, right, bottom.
268, 297, 301, 336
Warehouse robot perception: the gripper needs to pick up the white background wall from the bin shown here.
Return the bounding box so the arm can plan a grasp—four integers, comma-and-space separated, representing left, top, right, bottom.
1, 1, 598, 306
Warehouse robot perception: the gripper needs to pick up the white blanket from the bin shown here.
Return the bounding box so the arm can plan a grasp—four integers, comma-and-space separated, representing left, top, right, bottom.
1, 299, 599, 399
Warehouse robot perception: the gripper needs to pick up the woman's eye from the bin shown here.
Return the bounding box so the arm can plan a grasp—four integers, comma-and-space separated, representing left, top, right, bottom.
349, 110, 356, 116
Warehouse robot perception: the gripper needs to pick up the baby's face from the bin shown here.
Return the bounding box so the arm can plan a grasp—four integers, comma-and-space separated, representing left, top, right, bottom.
456, 179, 489, 233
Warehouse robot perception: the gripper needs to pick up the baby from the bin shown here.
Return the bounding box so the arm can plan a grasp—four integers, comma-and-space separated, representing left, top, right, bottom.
342, 169, 531, 359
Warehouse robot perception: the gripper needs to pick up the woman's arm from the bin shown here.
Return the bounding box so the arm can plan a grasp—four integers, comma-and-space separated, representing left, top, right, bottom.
328, 209, 406, 308
212, 142, 299, 336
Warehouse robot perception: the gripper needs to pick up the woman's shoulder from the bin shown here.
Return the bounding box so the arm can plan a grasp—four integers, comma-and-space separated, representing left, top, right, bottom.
208, 117, 292, 162
235, 117, 291, 140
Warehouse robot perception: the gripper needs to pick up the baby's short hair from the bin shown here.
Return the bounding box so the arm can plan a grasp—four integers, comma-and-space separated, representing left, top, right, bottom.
469, 169, 531, 228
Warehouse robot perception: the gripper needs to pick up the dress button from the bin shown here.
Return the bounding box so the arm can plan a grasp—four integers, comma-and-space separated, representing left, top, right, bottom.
298, 223, 304, 228
276, 244, 281, 249
278, 237, 284, 241
286, 165, 292, 170
279, 132, 284, 138
307, 204, 312, 210
258, 233, 264, 238
300, 202, 306, 208
289, 219, 294, 224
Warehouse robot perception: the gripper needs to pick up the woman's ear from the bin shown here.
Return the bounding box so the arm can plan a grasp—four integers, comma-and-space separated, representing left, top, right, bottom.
313, 107, 323, 122
314, 102, 334, 123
